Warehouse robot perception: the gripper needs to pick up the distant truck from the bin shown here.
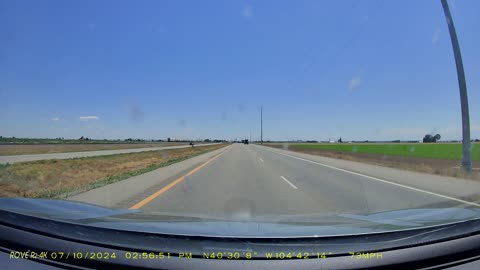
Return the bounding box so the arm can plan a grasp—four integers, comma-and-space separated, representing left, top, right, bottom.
242, 139, 249, 145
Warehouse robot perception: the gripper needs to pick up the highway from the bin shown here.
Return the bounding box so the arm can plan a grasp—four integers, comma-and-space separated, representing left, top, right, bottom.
0, 143, 219, 164
69, 144, 480, 219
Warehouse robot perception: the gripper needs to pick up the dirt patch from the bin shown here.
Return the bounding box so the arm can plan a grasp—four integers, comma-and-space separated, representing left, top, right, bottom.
0, 143, 186, 156
265, 144, 480, 180
0, 144, 226, 198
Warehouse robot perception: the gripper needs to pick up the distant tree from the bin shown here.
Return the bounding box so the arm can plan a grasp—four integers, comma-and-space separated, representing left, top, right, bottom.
79, 136, 84, 140
338, 137, 342, 143
85, 137, 90, 141
423, 134, 440, 143
167, 138, 171, 142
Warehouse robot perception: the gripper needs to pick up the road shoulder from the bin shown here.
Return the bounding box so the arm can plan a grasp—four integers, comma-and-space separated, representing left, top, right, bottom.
255, 145, 480, 204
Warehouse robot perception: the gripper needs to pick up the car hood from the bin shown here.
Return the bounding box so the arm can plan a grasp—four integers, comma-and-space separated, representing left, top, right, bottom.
1, 198, 480, 238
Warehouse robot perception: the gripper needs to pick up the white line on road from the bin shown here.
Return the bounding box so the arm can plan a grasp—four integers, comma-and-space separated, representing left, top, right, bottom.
261, 147, 480, 207
281, 176, 298, 189
259, 158, 264, 162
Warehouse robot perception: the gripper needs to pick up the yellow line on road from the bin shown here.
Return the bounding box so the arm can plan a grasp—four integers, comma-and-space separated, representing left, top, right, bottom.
129, 147, 229, 210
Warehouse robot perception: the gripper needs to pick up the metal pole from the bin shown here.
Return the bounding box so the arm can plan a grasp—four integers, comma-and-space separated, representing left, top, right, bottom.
261, 107, 263, 144
441, 0, 471, 171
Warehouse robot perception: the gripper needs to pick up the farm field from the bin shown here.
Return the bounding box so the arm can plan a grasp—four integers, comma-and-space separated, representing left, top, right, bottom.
276, 143, 480, 161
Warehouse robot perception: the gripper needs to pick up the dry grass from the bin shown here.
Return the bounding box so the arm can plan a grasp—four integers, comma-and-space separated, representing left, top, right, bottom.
0, 142, 186, 156
0, 144, 226, 198
363, 158, 479, 180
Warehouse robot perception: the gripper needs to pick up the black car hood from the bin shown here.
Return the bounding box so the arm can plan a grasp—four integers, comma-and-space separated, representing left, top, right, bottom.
1, 198, 480, 238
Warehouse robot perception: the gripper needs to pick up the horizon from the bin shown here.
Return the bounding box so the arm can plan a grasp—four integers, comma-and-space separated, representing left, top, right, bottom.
2, 135, 479, 143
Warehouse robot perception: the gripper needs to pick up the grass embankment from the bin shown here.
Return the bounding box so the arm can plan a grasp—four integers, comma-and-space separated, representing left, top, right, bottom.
0, 143, 186, 156
0, 144, 226, 199
284, 143, 480, 161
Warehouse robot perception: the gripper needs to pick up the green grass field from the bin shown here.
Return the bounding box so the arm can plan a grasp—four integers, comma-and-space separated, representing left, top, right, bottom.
288, 143, 480, 161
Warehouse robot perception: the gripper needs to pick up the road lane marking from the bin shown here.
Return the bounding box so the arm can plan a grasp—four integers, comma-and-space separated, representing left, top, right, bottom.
260, 146, 480, 208
281, 176, 298, 189
259, 158, 264, 162
129, 147, 230, 209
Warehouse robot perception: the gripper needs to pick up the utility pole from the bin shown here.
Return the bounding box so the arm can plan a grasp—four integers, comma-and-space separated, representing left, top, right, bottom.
441, 0, 471, 171
260, 106, 263, 144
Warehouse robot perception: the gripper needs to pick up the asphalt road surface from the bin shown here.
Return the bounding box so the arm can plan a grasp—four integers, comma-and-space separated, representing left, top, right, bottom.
70, 144, 480, 219
0, 143, 219, 164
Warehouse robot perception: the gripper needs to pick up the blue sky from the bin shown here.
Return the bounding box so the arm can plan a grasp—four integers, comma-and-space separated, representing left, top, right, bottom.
1, 0, 479, 141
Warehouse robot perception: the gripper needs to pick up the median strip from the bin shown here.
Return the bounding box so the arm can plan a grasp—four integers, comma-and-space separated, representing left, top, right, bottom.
0, 144, 227, 199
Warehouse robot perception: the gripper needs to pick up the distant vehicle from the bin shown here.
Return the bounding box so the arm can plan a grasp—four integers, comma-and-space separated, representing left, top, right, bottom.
242, 139, 249, 145
189, 141, 194, 147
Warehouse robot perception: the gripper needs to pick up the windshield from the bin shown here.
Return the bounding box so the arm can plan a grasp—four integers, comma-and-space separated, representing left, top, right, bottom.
1, 0, 480, 238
